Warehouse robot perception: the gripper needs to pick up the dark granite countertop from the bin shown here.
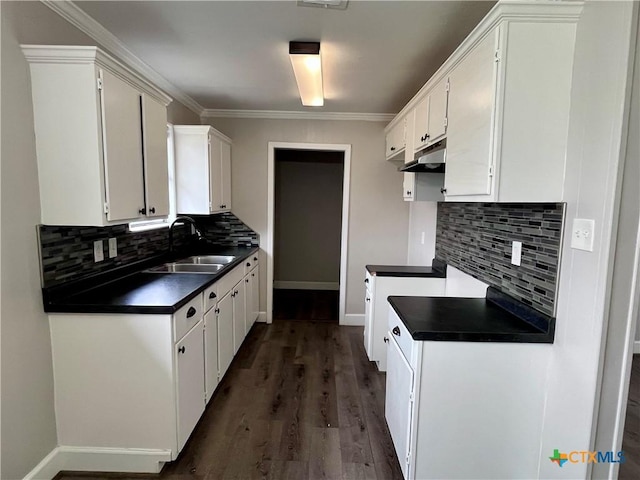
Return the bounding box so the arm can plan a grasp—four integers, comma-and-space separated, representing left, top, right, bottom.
44, 246, 259, 315
366, 258, 446, 278
387, 287, 554, 343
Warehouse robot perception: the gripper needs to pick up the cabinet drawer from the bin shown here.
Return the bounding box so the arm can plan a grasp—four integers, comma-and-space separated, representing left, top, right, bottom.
204, 283, 218, 313
217, 264, 244, 298
174, 295, 203, 342
388, 309, 415, 364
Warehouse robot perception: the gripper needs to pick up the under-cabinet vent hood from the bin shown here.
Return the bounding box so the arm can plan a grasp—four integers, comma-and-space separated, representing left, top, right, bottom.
400, 140, 445, 173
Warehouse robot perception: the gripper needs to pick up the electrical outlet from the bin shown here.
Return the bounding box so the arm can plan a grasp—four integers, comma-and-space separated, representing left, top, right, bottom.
571, 218, 595, 251
108, 237, 117, 258
93, 240, 104, 262
511, 241, 522, 266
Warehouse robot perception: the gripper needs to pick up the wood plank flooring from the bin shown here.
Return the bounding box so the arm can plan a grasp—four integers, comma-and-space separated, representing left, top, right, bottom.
620, 355, 640, 479
56, 319, 401, 480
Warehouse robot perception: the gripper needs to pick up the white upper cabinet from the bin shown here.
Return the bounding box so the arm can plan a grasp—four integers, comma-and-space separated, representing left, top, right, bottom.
385, 117, 406, 159
445, 30, 497, 197
22, 45, 172, 226
385, 1, 582, 203
174, 125, 232, 215
142, 95, 170, 218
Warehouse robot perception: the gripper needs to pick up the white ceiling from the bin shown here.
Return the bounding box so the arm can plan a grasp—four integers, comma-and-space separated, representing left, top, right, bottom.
74, 0, 496, 115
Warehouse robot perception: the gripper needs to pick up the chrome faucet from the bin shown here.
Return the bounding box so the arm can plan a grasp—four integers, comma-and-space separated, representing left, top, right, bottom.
169, 216, 205, 254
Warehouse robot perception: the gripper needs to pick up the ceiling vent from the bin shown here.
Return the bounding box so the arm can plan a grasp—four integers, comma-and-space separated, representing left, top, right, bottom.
297, 0, 348, 10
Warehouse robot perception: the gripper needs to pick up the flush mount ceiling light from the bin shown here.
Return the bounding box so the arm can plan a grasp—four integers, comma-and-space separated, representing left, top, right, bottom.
297, 0, 348, 10
289, 41, 324, 107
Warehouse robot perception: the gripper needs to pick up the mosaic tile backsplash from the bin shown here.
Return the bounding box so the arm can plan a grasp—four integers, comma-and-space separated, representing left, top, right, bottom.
435, 203, 565, 316
39, 213, 259, 288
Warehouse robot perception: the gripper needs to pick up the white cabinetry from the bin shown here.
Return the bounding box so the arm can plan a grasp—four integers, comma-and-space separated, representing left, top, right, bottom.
385, 2, 581, 203
412, 77, 448, 153
232, 279, 246, 354
385, 308, 551, 480
385, 117, 406, 160
22, 45, 171, 225
217, 291, 234, 379
364, 270, 444, 371
174, 126, 232, 215
176, 320, 205, 452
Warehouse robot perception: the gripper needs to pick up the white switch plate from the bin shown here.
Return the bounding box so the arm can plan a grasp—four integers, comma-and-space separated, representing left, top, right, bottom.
93, 240, 104, 262
108, 237, 117, 258
571, 218, 595, 251
511, 241, 522, 266
420, 231, 425, 245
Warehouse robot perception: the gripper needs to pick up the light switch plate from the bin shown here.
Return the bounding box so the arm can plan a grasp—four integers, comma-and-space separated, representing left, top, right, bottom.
571, 218, 595, 251
511, 241, 522, 266
108, 237, 117, 258
93, 240, 104, 262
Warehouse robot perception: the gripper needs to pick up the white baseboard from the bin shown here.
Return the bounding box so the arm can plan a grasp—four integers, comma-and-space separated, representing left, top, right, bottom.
273, 281, 339, 291
24, 446, 171, 479
342, 314, 365, 326
634, 341, 640, 354
257, 311, 267, 323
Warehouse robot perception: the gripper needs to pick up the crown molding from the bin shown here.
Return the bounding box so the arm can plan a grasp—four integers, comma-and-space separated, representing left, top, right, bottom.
201, 109, 395, 122
41, 0, 204, 116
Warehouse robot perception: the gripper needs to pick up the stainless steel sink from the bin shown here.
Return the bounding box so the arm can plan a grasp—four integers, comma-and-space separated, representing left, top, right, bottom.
175, 255, 236, 265
146, 263, 225, 274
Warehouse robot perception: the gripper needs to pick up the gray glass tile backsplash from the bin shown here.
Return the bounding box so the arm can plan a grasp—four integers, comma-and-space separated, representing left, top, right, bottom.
435, 202, 564, 316
39, 213, 259, 288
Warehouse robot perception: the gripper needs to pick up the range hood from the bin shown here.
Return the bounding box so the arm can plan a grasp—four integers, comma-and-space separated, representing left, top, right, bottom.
400, 140, 445, 173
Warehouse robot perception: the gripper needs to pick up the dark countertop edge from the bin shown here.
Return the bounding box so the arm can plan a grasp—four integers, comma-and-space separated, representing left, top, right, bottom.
366, 258, 446, 278
387, 290, 555, 344
43, 246, 260, 314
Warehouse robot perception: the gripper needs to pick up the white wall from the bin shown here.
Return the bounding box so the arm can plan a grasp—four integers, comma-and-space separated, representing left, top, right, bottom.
204, 117, 410, 315
537, 2, 638, 478
406, 201, 438, 265
274, 151, 343, 285
0, 3, 199, 477
1, 6, 59, 478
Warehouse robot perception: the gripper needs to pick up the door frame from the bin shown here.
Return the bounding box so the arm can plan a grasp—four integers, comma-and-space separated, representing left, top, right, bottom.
266, 142, 351, 325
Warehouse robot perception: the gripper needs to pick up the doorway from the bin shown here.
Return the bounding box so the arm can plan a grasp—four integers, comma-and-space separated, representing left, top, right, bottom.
266, 142, 351, 325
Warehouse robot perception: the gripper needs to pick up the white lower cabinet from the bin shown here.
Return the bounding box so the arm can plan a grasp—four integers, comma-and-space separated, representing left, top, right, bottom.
47, 253, 261, 473
217, 291, 235, 379
385, 308, 552, 480
232, 280, 246, 354
364, 270, 444, 371
385, 335, 414, 480
203, 307, 219, 402
176, 320, 205, 452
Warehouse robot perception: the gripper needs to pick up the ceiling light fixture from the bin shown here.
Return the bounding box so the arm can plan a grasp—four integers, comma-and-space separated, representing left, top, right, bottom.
297, 0, 348, 10
289, 41, 324, 107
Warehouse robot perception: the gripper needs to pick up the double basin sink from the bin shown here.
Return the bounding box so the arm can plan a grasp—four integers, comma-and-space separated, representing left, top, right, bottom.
146, 255, 237, 274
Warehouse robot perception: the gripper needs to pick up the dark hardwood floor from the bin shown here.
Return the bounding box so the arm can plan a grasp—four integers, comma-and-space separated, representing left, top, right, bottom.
273, 289, 339, 323
57, 318, 401, 479
620, 355, 640, 479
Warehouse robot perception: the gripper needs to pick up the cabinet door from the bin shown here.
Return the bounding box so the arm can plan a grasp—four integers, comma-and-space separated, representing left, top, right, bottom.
364, 286, 374, 360
427, 77, 448, 144
250, 265, 260, 326
403, 173, 415, 201
413, 95, 430, 152
204, 308, 218, 403
141, 95, 170, 217
385, 120, 405, 159
209, 135, 224, 213
217, 293, 234, 379
176, 320, 205, 452
220, 140, 232, 212
100, 69, 145, 221
385, 336, 414, 480
232, 281, 246, 354
445, 31, 497, 197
